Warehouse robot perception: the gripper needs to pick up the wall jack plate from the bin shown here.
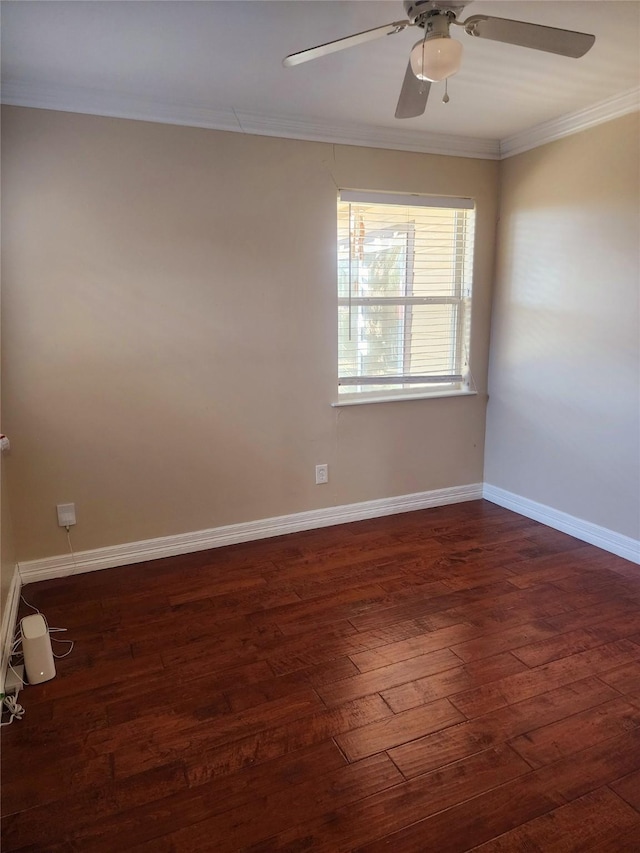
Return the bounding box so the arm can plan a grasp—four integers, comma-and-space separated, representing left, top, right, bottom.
57, 503, 76, 527
315, 464, 329, 485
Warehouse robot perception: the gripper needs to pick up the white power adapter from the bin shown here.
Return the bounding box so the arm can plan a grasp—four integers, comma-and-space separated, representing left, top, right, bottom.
4, 663, 24, 695
21, 614, 56, 684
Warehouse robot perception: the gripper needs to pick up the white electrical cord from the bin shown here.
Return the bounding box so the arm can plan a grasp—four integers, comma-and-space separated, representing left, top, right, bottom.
66, 527, 79, 575
1, 694, 25, 726
49, 628, 74, 659
2, 625, 26, 724
7, 634, 25, 688
20, 595, 39, 615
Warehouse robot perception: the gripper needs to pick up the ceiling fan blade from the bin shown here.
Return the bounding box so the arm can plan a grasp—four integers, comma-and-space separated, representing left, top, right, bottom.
283, 20, 410, 67
395, 62, 430, 119
463, 15, 595, 58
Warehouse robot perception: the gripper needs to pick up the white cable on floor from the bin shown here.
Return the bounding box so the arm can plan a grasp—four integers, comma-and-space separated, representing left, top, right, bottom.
1, 695, 25, 726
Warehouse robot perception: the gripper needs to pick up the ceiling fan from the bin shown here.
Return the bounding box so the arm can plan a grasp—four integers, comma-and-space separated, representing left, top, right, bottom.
283, 1, 596, 119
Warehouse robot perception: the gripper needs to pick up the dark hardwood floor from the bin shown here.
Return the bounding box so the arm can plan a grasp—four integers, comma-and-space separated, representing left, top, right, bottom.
2, 500, 640, 851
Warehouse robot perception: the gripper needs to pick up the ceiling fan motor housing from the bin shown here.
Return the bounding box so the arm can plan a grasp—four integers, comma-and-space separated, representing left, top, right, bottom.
404, 0, 470, 26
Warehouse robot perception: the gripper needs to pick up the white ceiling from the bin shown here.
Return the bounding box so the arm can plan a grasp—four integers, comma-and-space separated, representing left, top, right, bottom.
1, 0, 639, 155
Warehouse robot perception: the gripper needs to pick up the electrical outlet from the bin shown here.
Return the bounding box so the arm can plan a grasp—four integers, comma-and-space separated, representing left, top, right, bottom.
57, 503, 76, 527
315, 464, 329, 485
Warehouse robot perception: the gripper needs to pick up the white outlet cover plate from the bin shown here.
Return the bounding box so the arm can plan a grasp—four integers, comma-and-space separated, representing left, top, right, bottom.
57, 503, 76, 526
315, 464, 329, 485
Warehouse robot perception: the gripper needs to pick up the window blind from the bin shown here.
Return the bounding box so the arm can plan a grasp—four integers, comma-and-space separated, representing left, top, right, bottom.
337, 191, 476, 397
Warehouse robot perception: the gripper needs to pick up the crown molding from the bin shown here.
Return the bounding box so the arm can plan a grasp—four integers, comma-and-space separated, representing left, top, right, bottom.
2, 78, 637, 161
500, 86, 640, 158
0, 79, 244, 134
0, 79, 500, 159
233, 110, 501, 159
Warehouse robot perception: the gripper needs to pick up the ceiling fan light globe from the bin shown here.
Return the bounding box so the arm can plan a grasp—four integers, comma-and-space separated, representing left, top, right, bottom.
410, 36, 463, 82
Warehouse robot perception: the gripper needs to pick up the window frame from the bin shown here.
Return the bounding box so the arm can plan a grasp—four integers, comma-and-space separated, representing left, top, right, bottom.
335, 190, 476, 407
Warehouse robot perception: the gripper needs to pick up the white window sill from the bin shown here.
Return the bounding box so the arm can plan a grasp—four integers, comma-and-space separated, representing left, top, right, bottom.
332, 389, 478, 407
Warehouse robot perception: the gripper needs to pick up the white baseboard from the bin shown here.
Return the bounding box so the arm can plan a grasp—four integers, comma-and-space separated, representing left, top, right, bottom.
1, 565, 22, 694
15, 483, 639, 591
483, 484, 640, 566
18, 483, 484, 584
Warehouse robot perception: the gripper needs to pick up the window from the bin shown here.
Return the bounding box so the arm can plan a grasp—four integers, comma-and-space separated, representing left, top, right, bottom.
337, 190, 476, 403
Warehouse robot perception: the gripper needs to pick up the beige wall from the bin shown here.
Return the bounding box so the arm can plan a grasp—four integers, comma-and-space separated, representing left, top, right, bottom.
1, 107, 498, 563
1, 455, 16, 615
485, 113, 640, 539
1, 268, 17, 613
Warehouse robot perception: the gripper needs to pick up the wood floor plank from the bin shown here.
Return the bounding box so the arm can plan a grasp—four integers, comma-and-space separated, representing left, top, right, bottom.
599, 660, 640, 694
0, 763, 187, 850
183, 693, 393, 786
335, 697, 464, 761
543, 599, 640, 634
317, 647, 462, 707
508, 698, 640, 769
4, 501, 640, 853
16, 651, 165, 704
533, 728, 640, 802
442, 584, 608, 635
511, 613, 640, 668
354, 610, 467, 647
353, 773, 566, 853
449, 619, 559, 662
380, 651, 528, 713
167, 753, 403, 853
389, 677, 618, 778
301, 655, 361, 686
469, 787, 640, 852
186, 739, 346, 804
107, 659, 271, 725
126, 837, 175, 853
349, 622, 482, 672
245, 746, 530, 853
449, 639, 640, 718
611, 769, 640, 813
347, 581, 521, 632
258, 582, 401, 634
1, 754, 112, 818
584, 822, 640, 852
108, 686, 324, 778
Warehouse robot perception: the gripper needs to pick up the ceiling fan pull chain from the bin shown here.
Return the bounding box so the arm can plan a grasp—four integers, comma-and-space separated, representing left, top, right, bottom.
442, 79, 450, 104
